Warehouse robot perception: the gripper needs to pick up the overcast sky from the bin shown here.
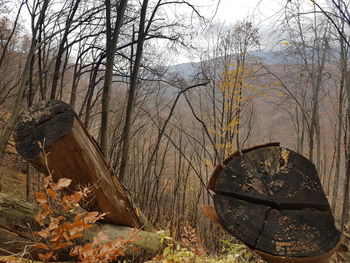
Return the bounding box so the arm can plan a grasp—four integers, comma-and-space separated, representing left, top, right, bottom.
16, 0, 288, 64
172, 0, 287, 63
206, 0, 285, 24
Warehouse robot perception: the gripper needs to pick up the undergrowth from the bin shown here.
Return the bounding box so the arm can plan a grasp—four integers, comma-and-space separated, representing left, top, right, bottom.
149, 229, 260, 263
32, 175, 140, 262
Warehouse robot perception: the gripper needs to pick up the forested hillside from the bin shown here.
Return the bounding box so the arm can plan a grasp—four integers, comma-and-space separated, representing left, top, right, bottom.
1, 0, 350, 262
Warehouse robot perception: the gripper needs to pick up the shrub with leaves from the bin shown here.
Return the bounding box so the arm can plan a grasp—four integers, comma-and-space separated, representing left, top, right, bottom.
152, 230, 196, 262
33, 175, 140, 262
148, 231, 260, 263
219, 239, 254, 263
180, 224, 207, 256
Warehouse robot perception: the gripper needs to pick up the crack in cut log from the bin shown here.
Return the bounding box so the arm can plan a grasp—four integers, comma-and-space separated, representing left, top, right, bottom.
254, 207, 273, 248
216, 190, 331, 212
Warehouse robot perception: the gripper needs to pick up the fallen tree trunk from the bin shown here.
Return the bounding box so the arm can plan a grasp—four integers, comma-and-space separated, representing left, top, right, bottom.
13, 100, 145, 228
0, 193, 161, 261
203, 143, 343, 263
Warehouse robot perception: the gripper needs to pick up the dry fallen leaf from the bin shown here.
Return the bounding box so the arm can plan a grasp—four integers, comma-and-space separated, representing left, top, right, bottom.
57, 178, 72, 188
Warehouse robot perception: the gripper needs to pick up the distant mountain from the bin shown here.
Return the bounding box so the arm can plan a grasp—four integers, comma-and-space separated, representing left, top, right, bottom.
249, 50, 293, 65
166, 49, 293, 79
166, 62, 201, 79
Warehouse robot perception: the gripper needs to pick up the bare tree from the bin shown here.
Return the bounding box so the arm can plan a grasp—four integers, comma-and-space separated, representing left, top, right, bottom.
0, 0, 50, 157
100, 0, 129, 156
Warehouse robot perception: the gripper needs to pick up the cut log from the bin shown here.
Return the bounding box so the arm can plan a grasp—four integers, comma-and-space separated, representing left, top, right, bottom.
0, 193, 161, 261
13, 100, 144, 228
205, 144, 342, 262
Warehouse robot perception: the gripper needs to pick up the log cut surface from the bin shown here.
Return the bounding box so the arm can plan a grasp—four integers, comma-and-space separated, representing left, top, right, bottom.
14, 100, 143, 228
210, 145, 341, 260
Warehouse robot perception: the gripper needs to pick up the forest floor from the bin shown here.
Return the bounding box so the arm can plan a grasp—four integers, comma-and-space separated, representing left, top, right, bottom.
0, 141, 262, 263
0, 142, 348, 263
0, 139, 27, 200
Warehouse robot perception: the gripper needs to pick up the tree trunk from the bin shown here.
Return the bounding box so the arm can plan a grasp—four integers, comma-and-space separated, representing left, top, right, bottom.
332, 56, 345, 213
119, 0, 148, 182
100, 0, 129, 156
50, 0, 81, 100
0, 193, 161, 261
13, 100, 146, 229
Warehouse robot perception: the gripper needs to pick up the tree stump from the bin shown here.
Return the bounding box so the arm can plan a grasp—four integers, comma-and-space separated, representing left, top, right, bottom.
206, 143, 342, 262
14, 100, 144, 228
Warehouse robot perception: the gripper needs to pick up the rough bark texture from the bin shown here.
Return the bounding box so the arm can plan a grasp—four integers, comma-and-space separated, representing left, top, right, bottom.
205, 143, 342, 262
13, 100, 144, 228
0, 193, 161, 261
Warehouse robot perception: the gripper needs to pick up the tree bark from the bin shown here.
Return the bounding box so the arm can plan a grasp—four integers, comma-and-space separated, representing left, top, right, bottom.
0, 193, 161, 261
13, 100, 146, 229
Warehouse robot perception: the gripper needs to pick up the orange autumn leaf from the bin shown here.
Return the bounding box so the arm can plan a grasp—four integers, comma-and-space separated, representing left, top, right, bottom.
34, 215, 43, 226
40, 210, 50, 219
50, 234, 61, 243
112, 247, 125, 257
74, 213, 84, 222
70, 220, 85, 227
36, 229, 50, 238
47, 188, 57, 198
50, 217, 59, 225
70, 233, 84, 240
38, 252, 56, 261
35, 192, 47, 204
85, 212, 105, 223
52, 241, 73, 250
49, 182, 59, 191
34, 242, 50, 250
51, 227, 63, 238
57, 215, 67, 221
48, 222, 58, 230
80, 243, 93, 253
63, 232, 70, 241
87, 212, 99, 218
71, 191, 82, 202
40, 203, 50, 211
